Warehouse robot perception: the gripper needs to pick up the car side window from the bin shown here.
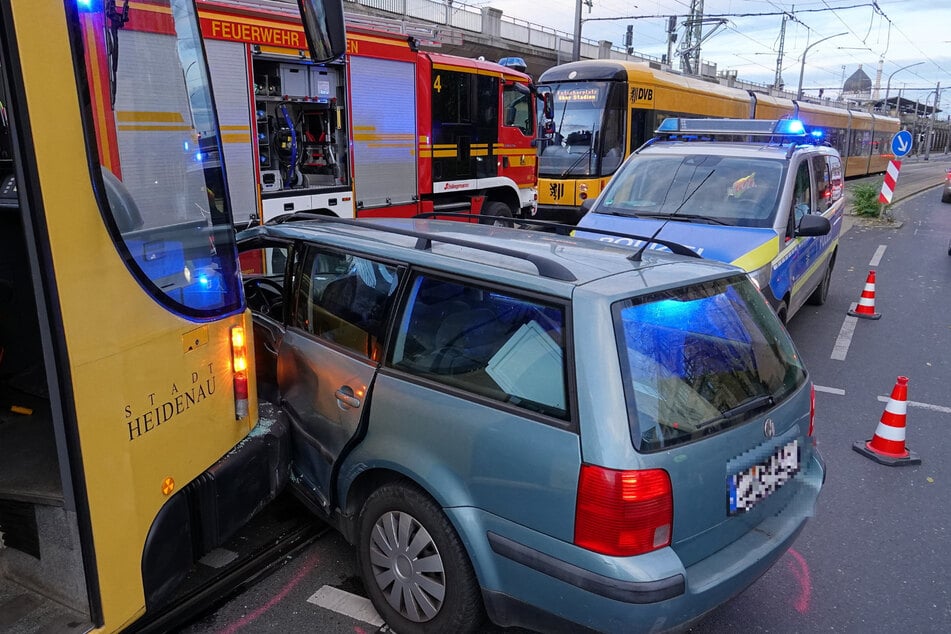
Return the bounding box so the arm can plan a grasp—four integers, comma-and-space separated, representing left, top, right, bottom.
294, 247, 400, 360
390, 275, 569, 420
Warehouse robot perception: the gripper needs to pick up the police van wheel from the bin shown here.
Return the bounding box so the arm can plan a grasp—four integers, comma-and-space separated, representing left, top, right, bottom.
807, 258, 834, 306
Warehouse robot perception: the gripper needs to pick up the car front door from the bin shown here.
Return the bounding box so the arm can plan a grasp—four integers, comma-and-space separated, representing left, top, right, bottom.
279, 245, 403, 511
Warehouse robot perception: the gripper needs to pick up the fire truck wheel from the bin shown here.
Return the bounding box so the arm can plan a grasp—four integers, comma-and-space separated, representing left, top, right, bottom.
479, 201, 514, 227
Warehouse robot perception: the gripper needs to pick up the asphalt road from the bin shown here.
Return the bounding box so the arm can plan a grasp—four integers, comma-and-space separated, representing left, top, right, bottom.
690, 160, 951, 633
180, 160, 951, 634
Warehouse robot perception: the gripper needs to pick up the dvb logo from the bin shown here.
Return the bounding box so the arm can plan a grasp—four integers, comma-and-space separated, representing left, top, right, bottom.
630, 87, 654, 103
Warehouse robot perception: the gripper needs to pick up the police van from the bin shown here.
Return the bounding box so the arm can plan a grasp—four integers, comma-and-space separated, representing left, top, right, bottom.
575, 118, 844, 323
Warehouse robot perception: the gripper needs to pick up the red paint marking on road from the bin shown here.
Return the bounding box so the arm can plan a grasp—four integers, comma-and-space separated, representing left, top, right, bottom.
353, 628, 369, 633
216, 552, 319, 634
786, 547, 811, 613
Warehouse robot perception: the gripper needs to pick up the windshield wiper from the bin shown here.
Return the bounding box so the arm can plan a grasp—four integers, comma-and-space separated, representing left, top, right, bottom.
699, 394, 775, 429
560, 142, 594, 177
637, 212, 730, 225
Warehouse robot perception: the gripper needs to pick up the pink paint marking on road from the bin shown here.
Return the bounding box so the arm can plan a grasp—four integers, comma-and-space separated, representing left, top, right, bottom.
217, 552, 319, 634
786, 547, 812, 613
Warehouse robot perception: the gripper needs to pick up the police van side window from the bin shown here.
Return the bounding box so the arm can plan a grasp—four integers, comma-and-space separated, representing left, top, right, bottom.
813, 156, 833, 212
786, 160, 813, 240
828, 155, 844, 202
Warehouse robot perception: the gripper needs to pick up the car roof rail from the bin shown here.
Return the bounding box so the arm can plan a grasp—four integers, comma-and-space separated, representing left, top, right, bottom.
269, 214, 579, 282
413, 212, 702, 259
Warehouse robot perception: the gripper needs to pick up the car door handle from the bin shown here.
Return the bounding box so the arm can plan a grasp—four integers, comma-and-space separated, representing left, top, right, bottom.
334, 386, 361, 409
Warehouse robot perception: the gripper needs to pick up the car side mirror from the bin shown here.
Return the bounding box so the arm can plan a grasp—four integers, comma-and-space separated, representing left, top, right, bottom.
796, 213, 831, 237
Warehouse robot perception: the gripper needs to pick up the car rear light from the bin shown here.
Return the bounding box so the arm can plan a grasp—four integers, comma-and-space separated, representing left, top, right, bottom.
808, 383, 816, 437
231, 326, 249, 420
574, 465, 672, 557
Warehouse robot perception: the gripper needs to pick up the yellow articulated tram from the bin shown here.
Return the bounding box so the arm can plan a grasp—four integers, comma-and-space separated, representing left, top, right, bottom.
0, 0, 345, 631
537, 60, 899, 222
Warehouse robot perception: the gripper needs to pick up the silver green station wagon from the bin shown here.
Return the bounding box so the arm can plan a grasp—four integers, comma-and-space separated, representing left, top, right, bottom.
237, 217, 824, 634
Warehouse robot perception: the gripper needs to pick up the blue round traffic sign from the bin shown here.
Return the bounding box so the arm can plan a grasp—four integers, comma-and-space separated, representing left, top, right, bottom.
891, 130, 913, 157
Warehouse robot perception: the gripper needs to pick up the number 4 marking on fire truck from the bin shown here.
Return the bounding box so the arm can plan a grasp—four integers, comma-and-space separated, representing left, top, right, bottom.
433, 74, 442, 93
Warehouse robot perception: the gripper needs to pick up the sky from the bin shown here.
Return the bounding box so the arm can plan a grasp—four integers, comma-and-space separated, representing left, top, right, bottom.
474, 0, 950, 112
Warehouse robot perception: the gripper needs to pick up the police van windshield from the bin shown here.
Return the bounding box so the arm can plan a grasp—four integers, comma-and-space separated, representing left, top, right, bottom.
538, 81, 626, 178
613, 275, 807, 452
596, 154, 785, 228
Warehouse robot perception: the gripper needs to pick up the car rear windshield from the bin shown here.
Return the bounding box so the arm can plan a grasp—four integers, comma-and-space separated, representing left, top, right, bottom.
595, 154, 784, 228
613, 276, 806, 452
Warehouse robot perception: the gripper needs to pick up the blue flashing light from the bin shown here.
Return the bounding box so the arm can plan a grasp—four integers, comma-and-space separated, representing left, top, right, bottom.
183, 141, 190, 151
77, 0, 96, 11
195, 151, 204, 162
775, 119, 805, 136
498, 56, 527, 72
810, 129, 825, 139
656, 118, 681, 133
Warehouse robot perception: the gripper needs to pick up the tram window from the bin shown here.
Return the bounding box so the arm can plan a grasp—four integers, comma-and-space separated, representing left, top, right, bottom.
83, 0, 242, 319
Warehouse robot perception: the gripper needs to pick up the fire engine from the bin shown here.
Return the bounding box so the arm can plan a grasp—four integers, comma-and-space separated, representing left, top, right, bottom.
195, 0, 541, 224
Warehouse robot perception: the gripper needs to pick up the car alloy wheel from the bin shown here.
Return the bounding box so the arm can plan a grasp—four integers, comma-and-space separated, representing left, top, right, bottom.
368, 509, 445, 621
358, 483, 484, 633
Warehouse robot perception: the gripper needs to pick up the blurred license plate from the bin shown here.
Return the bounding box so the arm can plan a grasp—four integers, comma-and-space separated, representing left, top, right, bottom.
728, 439, 800, 515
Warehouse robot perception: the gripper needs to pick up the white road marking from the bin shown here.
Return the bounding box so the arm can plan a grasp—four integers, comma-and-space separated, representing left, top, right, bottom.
877, 395, 951, 414
198, 548, 238, 568
814, 385, 846, 396
831, 304, 859, 361
869, 245, 887, 267
307, 585, 385, 627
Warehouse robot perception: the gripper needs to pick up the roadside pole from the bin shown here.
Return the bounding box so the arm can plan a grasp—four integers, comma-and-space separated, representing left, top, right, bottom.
880, 130, 913, 214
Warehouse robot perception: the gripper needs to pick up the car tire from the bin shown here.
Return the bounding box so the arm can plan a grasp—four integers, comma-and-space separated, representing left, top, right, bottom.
942, 190, 951, 204
807, 256, 834, 306
357, 483, 485, 634
479, 201, 514, 227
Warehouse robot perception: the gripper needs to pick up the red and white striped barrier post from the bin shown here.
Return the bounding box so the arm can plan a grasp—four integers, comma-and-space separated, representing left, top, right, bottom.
878, 159, 902, 204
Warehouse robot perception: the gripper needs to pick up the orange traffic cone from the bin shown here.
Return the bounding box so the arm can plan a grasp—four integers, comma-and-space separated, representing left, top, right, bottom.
847, 270, 882, 320
853, 376, 920, 466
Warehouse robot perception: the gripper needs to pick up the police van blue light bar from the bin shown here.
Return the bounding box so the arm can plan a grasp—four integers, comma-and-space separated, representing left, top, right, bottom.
656, 118, 808, 137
